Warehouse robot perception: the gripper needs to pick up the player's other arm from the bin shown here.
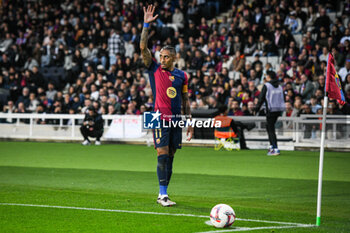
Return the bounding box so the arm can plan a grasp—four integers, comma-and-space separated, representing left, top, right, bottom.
182, 92, 192, 120
254, 85, 267, 114
182, 74, 193, 141
140, 5, 158, 68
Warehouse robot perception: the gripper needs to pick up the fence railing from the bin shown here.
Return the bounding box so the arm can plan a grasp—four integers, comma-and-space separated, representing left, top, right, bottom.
0, 113, 349, 150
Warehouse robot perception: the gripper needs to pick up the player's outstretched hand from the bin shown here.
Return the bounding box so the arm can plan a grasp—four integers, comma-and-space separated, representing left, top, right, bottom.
143, 5, 158, 23
186, 125, 193, 141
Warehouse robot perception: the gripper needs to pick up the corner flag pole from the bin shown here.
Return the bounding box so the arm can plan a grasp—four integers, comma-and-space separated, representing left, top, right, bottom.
316, 94, 328, 226
316, 53, 333, 227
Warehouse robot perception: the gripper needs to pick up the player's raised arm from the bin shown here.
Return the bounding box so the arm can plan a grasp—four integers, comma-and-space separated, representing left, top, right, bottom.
140, 5, 158, 68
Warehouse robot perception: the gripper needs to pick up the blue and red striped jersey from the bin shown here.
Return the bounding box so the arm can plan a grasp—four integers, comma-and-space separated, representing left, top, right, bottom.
147, 59, 188, 121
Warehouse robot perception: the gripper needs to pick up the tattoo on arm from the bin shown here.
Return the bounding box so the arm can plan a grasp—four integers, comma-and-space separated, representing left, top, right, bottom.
182, 92, 192, 120
140, 27, 152, 68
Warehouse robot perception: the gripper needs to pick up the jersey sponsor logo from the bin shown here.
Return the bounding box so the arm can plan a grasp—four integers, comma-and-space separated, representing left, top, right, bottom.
166, 87, 177, 98
169, 76, 175, 82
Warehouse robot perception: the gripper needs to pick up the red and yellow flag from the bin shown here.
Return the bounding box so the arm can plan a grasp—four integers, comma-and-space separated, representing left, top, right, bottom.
325, 54, 346, 105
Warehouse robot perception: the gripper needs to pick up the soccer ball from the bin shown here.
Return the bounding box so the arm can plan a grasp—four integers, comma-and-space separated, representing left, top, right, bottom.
209, 204, 236, 228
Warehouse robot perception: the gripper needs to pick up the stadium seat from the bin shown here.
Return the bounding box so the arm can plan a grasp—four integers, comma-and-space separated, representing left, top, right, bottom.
246, 56, 255, 64
232, 71, 241, 81
293, 34, 303, 47
267, 56, 279, 67
214, 116, 240, 151
228, 71, 234, 79
328, 12, 336, 23
260, 56, 268, 66
40, 67, 65, 89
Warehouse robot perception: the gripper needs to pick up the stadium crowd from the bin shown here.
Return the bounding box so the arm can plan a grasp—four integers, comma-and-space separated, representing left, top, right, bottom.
1, 0, 350, 124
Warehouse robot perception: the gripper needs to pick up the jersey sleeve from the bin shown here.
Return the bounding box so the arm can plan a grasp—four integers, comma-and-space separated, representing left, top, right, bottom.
147, 58, 160, 85
182, 71, 189, 93
148, 58, 160, 73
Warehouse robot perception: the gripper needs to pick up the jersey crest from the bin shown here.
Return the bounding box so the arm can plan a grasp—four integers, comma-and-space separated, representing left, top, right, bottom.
166, 87, 177, 98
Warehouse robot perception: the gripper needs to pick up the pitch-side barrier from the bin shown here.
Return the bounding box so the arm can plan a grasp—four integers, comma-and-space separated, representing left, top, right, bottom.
0, 113, 349, 151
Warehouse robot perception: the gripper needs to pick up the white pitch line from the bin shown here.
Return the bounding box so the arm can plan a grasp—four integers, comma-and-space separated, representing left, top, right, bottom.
0, 203, 314, 228
0, 203, 208, 218
197, 225, 314, 233
235, 218, 313, 227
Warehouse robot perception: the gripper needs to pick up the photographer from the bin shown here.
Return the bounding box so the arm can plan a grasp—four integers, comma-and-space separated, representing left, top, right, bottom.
80, 106, 104, 145
215, 106, 254, 150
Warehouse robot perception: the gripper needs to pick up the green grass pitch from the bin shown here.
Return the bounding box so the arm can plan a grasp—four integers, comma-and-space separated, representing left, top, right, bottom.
0, 141, 349, 232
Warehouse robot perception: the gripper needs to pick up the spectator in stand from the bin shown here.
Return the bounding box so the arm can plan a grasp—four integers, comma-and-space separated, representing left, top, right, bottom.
15, 102, 27, 114
27, 93, 40, 113
314, 8, 331, 33
284, 12, 302, 34
46, 83, 57, 102
2, 100, 16, 123
299, 103, 315, 138
0, 0, 347, 120
125, 102, 140, 115
231, 51, 245, 72
174, 53, 186, 70
207, 96, 221, 109
107, 105, 116, 115
309, 96, 322, 114
282, 101, 298, 129
318, 46, 329, 62
228, 100, 244, 116
16, 87, 30, 108
314, 75, 325, 93
30, 66, 46, 90
244, 35, 257, 56
263, 37, 278, 56
332, 47, 345, 70
284, 48, 298, 64
167, 7, 184, 32
339, 59, 350, 82
293, 98, 303, 116
299, 74, 314, 101
244, 101, 255, 116
108, 29, 125, 66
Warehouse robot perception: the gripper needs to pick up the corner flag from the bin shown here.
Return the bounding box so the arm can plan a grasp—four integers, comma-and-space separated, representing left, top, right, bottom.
325, 53, 346, 105
316, 53, 347, 227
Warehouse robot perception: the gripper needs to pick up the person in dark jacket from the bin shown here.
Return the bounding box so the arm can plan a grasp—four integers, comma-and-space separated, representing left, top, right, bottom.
80, 106, 104, 145
254, 71, 285, 156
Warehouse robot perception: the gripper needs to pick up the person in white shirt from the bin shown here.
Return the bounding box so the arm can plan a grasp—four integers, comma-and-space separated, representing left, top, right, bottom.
167, 8, 184, 32
318, 46, 329, 62
89, 84, 99, 101
338, 59, 350, 82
